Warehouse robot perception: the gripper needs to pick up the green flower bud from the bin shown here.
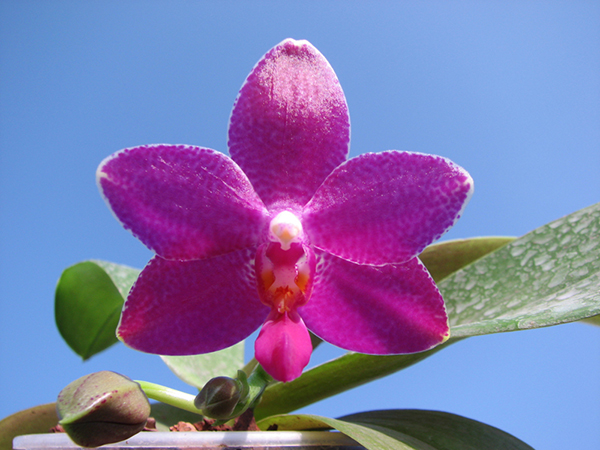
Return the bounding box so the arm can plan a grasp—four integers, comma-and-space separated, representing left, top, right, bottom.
57, 371, 150, 447
194, 376, 244, 420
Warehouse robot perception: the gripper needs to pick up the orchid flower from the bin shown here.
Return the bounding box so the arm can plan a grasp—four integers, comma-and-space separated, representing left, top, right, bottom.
97, 39, 473, 382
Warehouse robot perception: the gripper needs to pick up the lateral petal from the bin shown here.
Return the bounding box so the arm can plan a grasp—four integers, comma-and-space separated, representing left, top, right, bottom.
97, 144, 269, 261
228, 39, 350, 209
117, 250, 269, 355
300, 251, 449, 354
303, 151, 473, 265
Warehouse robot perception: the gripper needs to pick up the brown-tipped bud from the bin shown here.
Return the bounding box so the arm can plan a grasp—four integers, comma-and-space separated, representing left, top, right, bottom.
194, 376, 243, 419
56, 371, 150, 447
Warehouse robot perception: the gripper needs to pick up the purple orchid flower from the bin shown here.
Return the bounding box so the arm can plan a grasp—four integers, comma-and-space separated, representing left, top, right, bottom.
97, 39, 473, 382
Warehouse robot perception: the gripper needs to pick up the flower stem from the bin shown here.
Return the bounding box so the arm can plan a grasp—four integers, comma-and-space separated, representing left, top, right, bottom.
245, 365, 272, 410
135, 380, 201, 415
135, 365, 273, 421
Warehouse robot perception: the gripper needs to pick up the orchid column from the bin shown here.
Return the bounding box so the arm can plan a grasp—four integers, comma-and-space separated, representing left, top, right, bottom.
97, 39, 473, 383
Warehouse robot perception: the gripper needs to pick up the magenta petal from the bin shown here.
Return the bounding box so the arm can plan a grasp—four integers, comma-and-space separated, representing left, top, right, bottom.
98, 144, 269, 261
255, 310, 312, 382
300, 250, 449, 354
228, 39, 350, 209
303, 151, 474, 265
117, 249, 269, 355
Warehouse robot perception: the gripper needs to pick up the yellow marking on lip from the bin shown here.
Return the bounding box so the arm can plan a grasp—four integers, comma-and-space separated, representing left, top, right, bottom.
295, 271, 309, 293
260, 269, 275, 290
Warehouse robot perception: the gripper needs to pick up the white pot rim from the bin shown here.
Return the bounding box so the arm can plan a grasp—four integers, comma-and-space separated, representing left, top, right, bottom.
14, 431, 362, 449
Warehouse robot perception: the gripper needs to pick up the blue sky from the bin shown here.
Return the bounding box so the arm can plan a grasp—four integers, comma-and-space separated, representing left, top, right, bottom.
1, 1, 599, 449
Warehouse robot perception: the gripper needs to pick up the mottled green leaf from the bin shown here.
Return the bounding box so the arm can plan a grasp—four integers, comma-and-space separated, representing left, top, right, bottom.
55, 261, 139, 359
420, 237, 515, 282
259, 410, 532, 450
257, 203, 600, 418
91, 260, 141, 298
444, 202, 600, 337
0, 403, 58, 450
160, 342, 245, 390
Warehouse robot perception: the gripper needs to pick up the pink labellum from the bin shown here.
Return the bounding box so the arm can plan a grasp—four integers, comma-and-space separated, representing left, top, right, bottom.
255, 310, 312, 382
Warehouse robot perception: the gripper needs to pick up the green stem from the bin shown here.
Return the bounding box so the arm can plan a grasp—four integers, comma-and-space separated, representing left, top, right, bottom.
242, 358, 259, 377
135, 380, 201, 415
245, 365, 272, 409
225, 365, 272, 420
135, 365, 273, 421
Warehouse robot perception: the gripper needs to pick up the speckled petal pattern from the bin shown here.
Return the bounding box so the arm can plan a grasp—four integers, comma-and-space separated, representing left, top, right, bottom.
98, 145, 269, 261
300, 250, 449, 354
228, 39, 350, 209
303, 151, 474, 265
117, 249, 269, 355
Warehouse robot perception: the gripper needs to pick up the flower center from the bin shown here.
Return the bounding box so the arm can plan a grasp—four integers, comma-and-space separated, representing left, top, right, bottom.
256, 243, 314, 314
269, 211, 303, 250
256, 212, 315, 314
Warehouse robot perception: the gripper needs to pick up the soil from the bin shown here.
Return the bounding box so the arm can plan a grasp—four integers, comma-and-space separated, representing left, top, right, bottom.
166, 409, 262, 432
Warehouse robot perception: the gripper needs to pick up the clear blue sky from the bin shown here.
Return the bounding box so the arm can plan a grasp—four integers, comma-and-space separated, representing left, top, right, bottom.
1, 2, 599, 449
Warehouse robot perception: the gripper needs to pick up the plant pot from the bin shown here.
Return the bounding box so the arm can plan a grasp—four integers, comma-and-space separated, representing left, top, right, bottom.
13, 431, 364, 450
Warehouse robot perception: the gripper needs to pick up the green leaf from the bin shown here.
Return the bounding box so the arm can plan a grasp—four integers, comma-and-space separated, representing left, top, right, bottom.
0, 403, 58, 450
582, 314, 600, 326
257, 413, 414, 449
258, 410, 533, 450
160, 342, 245, 390
419, 237, 515, 282
339, 410, 533, 450
55, 260, 139, 359
443, 202, 600, 337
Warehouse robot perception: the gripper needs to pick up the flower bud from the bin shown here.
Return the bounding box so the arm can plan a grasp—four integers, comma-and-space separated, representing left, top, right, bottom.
194, 374, 246, 420
57, 371, 150, 447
